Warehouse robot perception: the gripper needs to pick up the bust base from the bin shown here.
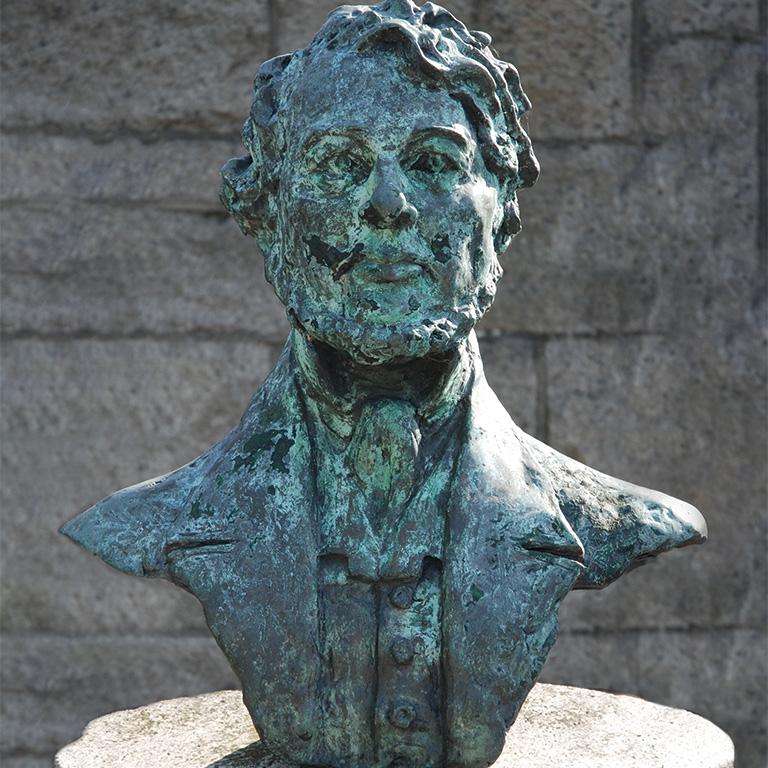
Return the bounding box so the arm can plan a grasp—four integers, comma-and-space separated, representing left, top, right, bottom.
55, 684, 734, 768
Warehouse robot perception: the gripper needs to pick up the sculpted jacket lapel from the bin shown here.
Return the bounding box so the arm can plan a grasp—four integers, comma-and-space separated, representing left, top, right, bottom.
442, 369, 584, 768
166, 341, 323, 760
64, 341, 324, 761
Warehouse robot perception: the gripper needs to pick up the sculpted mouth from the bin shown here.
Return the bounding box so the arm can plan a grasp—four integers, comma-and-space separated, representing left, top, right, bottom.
352, 260, 424, 283
347, 249, 434, 284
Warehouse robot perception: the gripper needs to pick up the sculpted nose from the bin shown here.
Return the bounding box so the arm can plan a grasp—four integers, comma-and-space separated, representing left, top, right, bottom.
361, 167, 418, 230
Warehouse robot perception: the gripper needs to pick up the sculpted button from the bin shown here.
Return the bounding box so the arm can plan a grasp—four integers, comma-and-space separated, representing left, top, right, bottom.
390, 585, 414, 609
388, 703, 417, 729
390, 636, 415, 664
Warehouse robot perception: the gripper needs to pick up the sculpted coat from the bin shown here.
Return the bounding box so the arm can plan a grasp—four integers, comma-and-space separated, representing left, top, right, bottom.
63, 331, 705, 768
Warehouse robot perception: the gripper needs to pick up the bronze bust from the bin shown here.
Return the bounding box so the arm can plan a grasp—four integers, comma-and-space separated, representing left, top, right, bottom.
63, 2, 707, 767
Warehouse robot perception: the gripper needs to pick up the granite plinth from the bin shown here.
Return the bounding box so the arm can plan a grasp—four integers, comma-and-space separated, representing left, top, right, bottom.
55, 684, 734, 768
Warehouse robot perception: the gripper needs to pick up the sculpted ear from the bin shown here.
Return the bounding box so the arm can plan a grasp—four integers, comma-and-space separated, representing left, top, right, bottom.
220, 154, 267, 241
220, 52, 294, 253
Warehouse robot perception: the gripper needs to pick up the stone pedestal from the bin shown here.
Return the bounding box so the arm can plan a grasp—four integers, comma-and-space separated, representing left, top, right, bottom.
55, 684, 734, 768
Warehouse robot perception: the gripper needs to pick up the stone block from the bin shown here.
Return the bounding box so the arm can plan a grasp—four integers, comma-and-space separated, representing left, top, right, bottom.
538, 629, 641, 694
475, 334, 539, 437
644, 0, 760, 38
1, 0, 269, 134
539, 629, 765, 768
545, 335, 766, 632
0, 635, 239, 756
476, 0, 632, 140
1, 135, 240, 210
488, 133, 761, 336
1, 759, 53, 768
56, 691, 259, 768
641, 39, 763, 139
635, 630, 766, 755
1, 203, 289, 339
1, 339, 281, 634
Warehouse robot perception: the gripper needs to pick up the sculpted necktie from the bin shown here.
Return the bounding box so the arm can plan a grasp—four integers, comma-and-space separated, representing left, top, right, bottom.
349, 398, 421, 526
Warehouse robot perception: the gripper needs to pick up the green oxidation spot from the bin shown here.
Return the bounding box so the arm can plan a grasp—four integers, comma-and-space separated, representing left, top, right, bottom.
232, 429, 293, 473
267, 485, 276, 496
470, 583, 485, 602
271, 435, 294, 474
189, 499, 215, 520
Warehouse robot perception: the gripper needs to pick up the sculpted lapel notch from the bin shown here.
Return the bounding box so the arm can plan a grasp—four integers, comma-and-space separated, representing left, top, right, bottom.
440, 342, 585, 767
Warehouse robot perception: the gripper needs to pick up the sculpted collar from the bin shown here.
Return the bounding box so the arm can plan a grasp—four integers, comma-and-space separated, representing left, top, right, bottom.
291, 327, 475, 444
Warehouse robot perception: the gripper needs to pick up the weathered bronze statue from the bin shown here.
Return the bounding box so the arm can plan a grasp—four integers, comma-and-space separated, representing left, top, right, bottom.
63, 2, 707, 767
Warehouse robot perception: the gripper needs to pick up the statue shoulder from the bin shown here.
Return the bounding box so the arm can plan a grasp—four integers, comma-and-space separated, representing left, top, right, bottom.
60, 444, 225, 578
521, 433, 707, 588
61, 340, 308, 578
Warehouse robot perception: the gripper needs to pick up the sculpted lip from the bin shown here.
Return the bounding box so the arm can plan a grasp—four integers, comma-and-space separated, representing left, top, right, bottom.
347, 250, 435, 283
352, 260, 424, 283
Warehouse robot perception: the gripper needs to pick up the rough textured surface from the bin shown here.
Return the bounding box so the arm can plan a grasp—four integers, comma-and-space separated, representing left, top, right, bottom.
55, 685, 735, 768
60, 332, 704, 767
1, 0, 764, 765
539, 628, 766, 760
546, 336, 766, 631
0, 0, 269, 135
55, 691, 259, 768
1, 636, 237, 756
477, 0, 633, 140
1, 340, 279, 636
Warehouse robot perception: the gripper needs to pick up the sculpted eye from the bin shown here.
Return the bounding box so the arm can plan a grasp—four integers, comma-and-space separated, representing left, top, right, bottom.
317, 152, 365, 179
303, 143, 371, 196
408, 152, 459, 175
405, 147, 466, 190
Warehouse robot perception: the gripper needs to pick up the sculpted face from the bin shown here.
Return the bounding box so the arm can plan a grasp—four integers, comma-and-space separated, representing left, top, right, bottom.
272, 50, 503, 364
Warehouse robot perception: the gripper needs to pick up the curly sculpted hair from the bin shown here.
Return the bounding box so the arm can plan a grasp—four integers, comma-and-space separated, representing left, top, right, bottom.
220, 0, 539, 261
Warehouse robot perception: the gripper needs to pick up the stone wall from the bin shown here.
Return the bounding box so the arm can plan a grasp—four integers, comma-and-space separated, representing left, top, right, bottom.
2, 1, 765, 765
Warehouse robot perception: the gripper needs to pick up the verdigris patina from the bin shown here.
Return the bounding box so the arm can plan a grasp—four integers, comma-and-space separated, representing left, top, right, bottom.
62, 2, 707, 767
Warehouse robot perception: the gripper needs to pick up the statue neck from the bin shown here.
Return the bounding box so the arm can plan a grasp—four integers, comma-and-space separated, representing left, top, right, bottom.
292, 328, 475, 439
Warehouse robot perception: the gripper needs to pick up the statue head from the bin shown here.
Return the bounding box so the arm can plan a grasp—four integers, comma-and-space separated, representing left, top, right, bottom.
221, 0, 539, 364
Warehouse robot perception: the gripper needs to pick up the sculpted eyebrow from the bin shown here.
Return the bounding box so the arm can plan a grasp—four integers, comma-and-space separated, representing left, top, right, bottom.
407, 125, 472, 151
301, 127, 369, 154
